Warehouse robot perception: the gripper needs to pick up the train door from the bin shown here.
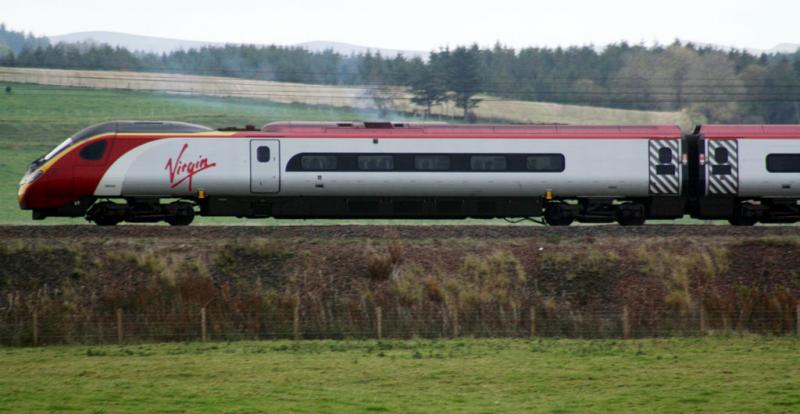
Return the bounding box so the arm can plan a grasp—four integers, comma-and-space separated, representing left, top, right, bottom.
250, 140, 280, 193
705, 139, 738, 195
648, 139, 681, 195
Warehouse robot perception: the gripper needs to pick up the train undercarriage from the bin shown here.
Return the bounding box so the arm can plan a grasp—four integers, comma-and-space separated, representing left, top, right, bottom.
84, 199, 196, 226
32, 195, 800, 226
38, 195, 673, 226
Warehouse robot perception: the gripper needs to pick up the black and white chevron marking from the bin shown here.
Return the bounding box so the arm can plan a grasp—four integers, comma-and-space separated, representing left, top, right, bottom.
649, 139, 680, 195
707, 139, 738, 195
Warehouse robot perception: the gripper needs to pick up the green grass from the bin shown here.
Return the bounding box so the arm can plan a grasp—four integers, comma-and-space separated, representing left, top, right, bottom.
0, 337, 797, 413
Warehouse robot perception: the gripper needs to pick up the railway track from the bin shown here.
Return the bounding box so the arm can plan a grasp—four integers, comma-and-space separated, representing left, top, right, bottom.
1, 224, 798, 240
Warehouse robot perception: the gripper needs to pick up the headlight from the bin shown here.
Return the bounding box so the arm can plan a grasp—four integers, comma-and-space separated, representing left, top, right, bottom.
20, 169, 43, 185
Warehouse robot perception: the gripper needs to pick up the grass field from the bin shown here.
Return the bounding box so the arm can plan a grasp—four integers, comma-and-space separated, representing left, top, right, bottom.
0, 337, 797, 413
0, 67, 694, 126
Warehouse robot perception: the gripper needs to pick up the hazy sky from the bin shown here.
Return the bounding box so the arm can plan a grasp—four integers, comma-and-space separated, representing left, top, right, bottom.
3, 0, 797, 51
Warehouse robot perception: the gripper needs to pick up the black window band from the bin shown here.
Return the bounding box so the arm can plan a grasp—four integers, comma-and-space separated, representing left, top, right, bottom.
767, 154, 800, 173
286, 153, 565, 172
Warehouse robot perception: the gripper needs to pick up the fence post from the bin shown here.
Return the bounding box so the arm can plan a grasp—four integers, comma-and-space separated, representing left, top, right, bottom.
452, 309, 459, 338
622, 305, 631, 340
376, 306, 383, 340
699, 305, 707, 335
201, 307, 208, 342
32, 309, 38, 347
116, 308, 124, 344
529, 306, 536, 338
293, 300, 301, 341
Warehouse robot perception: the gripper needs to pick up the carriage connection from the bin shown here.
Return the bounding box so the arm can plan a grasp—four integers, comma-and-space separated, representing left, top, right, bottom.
17, 120, 800, 226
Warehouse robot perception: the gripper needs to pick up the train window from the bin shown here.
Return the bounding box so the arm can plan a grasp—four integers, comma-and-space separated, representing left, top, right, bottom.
79, 140, 107, 161
714, 147, 729, 164
358, 155, 394, 170
712, 165, 732, 175
658, 147, 673, 164
471, 155, 507, 171
767, 154, 800, 172
414, 155, 450, 171
656, 165, 676, 175
257, 146, 270, 163
301, 155, 337, 170
526, 155, 564, 172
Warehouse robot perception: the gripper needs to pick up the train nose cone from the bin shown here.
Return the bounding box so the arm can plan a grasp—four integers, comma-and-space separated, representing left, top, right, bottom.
18, 168, 45, 209
18, 184, 29, 208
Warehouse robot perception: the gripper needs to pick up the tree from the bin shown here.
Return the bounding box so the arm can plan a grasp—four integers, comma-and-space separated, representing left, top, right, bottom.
761, 59, 800, 123
445, 45, 483, 121
408, 56, 447, 118
681, 51, 744, 123
481, 42, 516, 99
0, 41, 11, 60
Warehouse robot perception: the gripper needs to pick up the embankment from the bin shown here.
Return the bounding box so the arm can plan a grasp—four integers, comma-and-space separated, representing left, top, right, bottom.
1, 225, 798, 345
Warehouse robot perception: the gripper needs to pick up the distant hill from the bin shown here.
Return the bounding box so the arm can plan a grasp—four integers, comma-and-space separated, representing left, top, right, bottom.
766, 43, 800, 54
296, 41, 427, 59
49, 31, 428, 58
48, 30, 798, 58
49, 31, 223, 54
690, 41, 799, 55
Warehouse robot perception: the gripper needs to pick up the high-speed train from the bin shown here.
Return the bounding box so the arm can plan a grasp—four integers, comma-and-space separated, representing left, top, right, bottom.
17, 120, 800, 226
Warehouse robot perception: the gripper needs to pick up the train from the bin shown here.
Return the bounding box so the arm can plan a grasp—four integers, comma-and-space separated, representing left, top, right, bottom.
17, 120, 800, 226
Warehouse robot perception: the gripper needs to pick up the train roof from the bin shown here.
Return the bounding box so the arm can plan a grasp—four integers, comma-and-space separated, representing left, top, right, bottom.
261, 122, 683, 138
71, 121, 800, 141
70, 121, 213, 142
696, 124, 800, 139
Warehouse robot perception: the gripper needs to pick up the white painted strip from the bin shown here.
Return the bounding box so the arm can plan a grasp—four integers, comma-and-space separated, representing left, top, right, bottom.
718, 178, 735, 194
652, 178, 668, 194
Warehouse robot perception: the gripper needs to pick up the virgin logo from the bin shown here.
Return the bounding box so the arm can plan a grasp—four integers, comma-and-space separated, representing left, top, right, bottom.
164, 143, 217, 191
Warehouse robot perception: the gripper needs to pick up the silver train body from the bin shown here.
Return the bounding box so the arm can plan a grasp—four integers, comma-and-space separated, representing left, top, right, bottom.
21, 121, 800, 225
104, 138, 663, 198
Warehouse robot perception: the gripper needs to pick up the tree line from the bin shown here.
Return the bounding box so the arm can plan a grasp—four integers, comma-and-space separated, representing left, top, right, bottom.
0, 24, 49, 56
1, 23, 799, 123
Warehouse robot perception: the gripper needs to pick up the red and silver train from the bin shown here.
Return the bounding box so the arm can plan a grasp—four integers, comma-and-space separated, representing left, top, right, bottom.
17, 121, 800, 226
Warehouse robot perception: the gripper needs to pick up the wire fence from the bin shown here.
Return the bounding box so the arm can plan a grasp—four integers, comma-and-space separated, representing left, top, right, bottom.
3, 305, 798, 347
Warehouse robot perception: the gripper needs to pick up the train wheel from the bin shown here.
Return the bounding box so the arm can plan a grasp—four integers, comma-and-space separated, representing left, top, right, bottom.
728, 216, 757, 226
165, 202, 195, 226
544, 204, 574, 226
729, 206, 757, 226
87, 201, 124, 226
166, 216, 194, 226
93, 216, 122, 226
616, 203, 646, 226
617, 216, 646, 226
